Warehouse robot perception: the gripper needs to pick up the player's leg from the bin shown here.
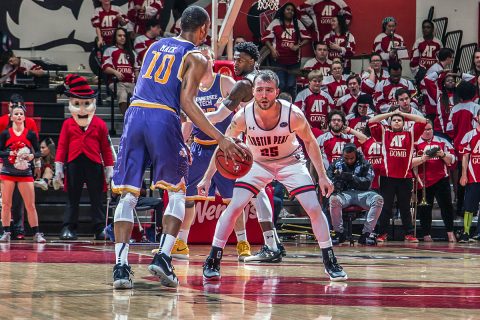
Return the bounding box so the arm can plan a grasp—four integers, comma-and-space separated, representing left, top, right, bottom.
214, 170, 252, 260
279, 161, 347, 281
203, 162, 273, 281
111, 106, 150, 289
146, 109, 189, 288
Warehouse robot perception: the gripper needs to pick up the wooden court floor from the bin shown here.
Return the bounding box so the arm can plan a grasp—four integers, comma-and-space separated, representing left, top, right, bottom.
0, 241, 479, 319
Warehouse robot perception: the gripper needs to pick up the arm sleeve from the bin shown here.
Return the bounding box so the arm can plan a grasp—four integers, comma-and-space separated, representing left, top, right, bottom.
368, 122, 384, 142
55, 120, 70, 163
99, 121, 114, 166
102, 47, 115, 71
91, 8, 100, 28
412, 122, 427, 141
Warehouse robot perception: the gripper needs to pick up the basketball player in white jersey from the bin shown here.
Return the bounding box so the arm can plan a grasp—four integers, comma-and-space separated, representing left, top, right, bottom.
200, 70, 347, 281
206, 42, 287, 260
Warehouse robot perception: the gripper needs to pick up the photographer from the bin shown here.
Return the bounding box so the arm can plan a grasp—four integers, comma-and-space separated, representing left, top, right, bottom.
412, 120, 456, 242
327, 143, 383, 245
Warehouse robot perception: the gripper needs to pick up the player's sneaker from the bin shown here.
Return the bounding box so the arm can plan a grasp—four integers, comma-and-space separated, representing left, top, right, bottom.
236, 240, 251, 261
171, 239, 190, 260
203, 257, 221, 281
148, 252, 179, 288
277, 241, 287, 257
243, 245, 282, 263
471, 233, 480, 241
113, 264, 133, 289
458, 232, 470, 243
33, 233, 46, 243
0, 232, 11, 243
404, 234, 419, 243
323, 248, 348, 282
376, 233, 388, 242
358, 232, 377, 246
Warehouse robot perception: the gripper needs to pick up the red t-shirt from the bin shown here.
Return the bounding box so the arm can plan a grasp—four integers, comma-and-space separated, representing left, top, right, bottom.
127, 0, 163, 35
262, 19, 311, 65
317, 130, 360, 169
458, 128, 480, 184
369, 121, 426, 179
322, 31, 356, 70
102, 46, 138, 84
415, 136, 456, 187
91, 5, 128, 45
361, 137, 384, 189
446, 101, 480, 152
410, 37, 442, 71
294, 87, 334, 130
322, 75, 348, 105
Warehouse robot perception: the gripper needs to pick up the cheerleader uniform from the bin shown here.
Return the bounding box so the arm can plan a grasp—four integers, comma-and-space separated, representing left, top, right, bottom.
0, 127, 40, 182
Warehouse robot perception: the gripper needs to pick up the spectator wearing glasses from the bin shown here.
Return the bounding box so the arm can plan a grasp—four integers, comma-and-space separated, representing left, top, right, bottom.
361, 53, 389, 93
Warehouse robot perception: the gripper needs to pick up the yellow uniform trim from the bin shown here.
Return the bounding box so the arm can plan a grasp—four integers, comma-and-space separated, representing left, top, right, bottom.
151, 180, 186, 192
111, 186, 141, 197
193, 137, 218, 146
130, 101, 176, 113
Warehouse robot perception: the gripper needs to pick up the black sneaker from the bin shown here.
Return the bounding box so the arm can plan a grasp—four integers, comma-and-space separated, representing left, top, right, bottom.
458, 232, 470, 243
243, 245, 282, 263
113, 264, 133, 289
323, 248, 348, 282
203, 257, 221, 281
331, 231, 346, 245
277, 242, 287, 257
358, 232, 377, 246
148, 252, 179, 288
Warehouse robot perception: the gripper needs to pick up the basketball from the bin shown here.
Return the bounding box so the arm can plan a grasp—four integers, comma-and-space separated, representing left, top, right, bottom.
215, 141, 253, 179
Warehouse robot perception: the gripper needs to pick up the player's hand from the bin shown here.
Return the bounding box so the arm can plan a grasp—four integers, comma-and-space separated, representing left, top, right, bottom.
218, 136, 246, 164
318, 176, 334, 198
197, 176, 212, 197
460, 175, 468, 187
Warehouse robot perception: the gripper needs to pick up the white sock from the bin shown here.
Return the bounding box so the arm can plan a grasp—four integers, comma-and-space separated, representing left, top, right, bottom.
177, 229, 189, 243
235, 230, 247, 242
159, 233, 176, 256
272, 228, 281, 243
115, 243, 129, 265
263, 230, 278, 252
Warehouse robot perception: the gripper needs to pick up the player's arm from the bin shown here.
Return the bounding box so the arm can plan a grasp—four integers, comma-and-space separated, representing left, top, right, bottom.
180, 52, 245, 160
290, 106, 333, 197
460, 153, 470, 186
205, 80, 252, 123
197, 109, 246, 196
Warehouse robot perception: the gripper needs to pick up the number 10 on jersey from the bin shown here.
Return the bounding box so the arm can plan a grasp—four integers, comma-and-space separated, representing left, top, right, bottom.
142, 51, 175, 84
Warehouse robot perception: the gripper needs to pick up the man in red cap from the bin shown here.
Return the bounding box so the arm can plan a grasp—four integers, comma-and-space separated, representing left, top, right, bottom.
54, 74, 114, 240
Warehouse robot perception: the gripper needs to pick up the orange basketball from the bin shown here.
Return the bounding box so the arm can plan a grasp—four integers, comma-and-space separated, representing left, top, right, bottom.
215, 141, 253, 179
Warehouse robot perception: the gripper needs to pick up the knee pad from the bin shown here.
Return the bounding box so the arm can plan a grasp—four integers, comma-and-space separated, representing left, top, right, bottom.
164, 191, 186, 222
185, 200, 195, 208
114, 192, 138, 223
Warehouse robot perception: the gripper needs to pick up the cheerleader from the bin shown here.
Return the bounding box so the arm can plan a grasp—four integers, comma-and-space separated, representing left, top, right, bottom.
0, 105, 45, 243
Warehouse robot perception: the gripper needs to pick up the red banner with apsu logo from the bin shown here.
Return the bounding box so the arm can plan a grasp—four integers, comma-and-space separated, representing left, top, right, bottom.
188, 197, 264, 244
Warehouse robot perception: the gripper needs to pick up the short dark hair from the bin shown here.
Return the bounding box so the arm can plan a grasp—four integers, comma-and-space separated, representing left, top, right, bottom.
343, 143, 357, 154
391, 113, 404, 122
278, 92, 293, 103
327, 109, 346, 124
145, 18, 161, 31
457, 81, 476, 101
346, 74, 361, 86
437, 48, 454, 62
180, 6, 210, 32
394, 88, 411, 100
235, 41, 260, 61
313, 41, 327, 51
369, 53, 382, 62
422, 19, 434, 29
253, 70, 279, 87
388, 61, 403, 73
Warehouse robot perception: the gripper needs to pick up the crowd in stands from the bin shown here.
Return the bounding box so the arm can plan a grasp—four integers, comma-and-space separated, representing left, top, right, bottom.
1, 0, 480, 245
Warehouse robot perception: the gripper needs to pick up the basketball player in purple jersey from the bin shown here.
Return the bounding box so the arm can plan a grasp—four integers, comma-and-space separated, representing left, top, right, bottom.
111, 6, 245, 289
